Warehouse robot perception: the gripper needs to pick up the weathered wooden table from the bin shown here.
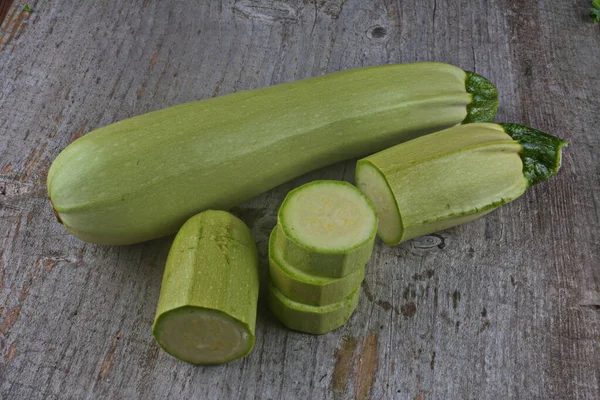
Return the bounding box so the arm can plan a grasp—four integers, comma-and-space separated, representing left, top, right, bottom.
1, 1, 599, 399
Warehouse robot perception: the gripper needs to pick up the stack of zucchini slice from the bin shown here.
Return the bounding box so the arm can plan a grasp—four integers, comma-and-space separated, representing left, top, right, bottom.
267, 181, 378, 334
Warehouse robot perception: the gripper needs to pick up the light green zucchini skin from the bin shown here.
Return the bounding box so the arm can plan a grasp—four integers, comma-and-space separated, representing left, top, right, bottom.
269, 228, 365, 306
48, 62, 498, 245
152, 210, 259, 365
355, 123, 567, 245
268, 283, 360, 335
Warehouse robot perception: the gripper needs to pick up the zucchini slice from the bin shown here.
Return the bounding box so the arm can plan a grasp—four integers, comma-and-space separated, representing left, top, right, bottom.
269, 227, 365, 306
268, 283, 360, 335
276, 180, 377, 278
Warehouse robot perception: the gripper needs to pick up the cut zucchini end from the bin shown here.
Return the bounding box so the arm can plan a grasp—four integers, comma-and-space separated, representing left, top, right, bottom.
152, 306, 254, 365
278, 180, 378, 254
268, 284, 360, 335
355, 160, 403, 246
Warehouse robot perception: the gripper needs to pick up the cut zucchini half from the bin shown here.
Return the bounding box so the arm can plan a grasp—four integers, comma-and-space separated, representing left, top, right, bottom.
355, 123, 567, 245
276, 180, 377, 278
268, 283, 360, 335
152, 210, 259, 365
269, 227, 365, 306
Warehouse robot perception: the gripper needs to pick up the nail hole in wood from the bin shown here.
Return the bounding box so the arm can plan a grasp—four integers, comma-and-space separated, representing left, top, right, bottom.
371, 26, 387, 38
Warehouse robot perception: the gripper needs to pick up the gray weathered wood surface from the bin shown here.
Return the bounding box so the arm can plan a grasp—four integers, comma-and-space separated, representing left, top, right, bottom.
1, 1, 599, 399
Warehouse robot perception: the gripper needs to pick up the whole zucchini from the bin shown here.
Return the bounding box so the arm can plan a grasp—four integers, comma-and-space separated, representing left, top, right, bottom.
48, 62, 498, 245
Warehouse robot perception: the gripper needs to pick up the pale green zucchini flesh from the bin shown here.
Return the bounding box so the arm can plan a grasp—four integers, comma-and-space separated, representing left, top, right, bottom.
275, 180, 377, 278
355, 123, 567, 245
268, 283, 360, 335
47, 62, 498, 245
279, 180, 377, 251
268, 227, 365, 306
153, 307, 252, 365
152, 210, 259, 365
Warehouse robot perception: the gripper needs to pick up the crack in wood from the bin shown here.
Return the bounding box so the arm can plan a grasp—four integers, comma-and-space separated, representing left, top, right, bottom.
233, 0, 298, 22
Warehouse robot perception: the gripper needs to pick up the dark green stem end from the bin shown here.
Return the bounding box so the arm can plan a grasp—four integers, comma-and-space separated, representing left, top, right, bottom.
463, 71, 499, 124
501, 123, 568, 187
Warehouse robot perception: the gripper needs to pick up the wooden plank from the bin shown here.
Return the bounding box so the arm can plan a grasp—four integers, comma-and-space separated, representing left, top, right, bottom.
0, 0, 598, 399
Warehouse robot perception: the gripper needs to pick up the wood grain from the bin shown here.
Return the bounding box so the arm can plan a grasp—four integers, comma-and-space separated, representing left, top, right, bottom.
1, 1, 598, 399
0, 1, 15, 27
